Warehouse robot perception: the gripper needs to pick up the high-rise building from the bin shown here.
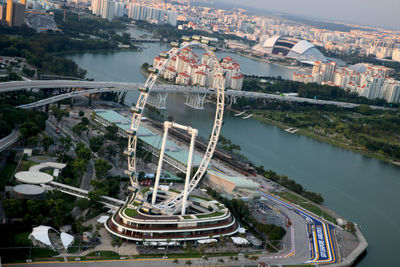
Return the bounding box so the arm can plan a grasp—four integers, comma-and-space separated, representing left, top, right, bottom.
0, 4, 6, 21
91, 0, 101, 16
12, 2, 25, 26
103, 0, 114, 21
392, 49, 400, 63
5, 0, 25, 26
6, 0, 13, 26
127, 3, 177, 26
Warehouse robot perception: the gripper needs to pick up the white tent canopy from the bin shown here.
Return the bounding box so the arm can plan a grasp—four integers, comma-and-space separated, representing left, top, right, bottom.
238, 227, 246, 233
97, 215, 109, 224
231, 236, 249, 245
60, 232, 74, 249
198, 238, 217, 244
29, 226, 54, 249
29, 225, 74, 251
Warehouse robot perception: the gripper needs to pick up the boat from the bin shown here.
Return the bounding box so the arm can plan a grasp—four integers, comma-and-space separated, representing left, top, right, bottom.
234, 111, 246, 116
242, 114, 254, 119
284, 128, 299, 134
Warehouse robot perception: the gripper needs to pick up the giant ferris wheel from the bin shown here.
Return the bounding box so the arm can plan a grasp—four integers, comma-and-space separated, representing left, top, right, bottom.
124, 41, 225, 215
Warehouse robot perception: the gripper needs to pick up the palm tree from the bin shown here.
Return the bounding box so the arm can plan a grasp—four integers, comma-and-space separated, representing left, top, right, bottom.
220, 236, 226, 251
184, 242, 191, 254
239, 233, 246, 252
166, 238, 172, 258
250, 255, 259, 266
244, 254, 249, 266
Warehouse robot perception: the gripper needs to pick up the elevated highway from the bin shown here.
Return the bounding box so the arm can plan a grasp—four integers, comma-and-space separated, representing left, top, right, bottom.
0, 80, 392, 110
0, 129, 19, 153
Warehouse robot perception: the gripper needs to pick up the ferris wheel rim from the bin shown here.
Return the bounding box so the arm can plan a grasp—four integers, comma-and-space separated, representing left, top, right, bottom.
126, 41, 225, 214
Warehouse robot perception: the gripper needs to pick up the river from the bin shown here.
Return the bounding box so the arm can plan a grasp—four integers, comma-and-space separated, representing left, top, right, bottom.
66, 39, 400, 267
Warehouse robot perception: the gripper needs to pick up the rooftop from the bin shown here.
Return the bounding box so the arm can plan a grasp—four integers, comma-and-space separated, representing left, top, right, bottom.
95, 110, 203, 167
208, 170, 259, 189
15, 171, 53, 184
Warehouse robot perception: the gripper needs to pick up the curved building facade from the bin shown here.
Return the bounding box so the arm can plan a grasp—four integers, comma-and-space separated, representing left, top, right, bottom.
253, 36, 327, 64
106, 193, 239, 242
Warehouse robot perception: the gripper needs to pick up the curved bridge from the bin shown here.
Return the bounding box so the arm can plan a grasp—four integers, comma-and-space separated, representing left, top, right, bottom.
0, 80, 387, 110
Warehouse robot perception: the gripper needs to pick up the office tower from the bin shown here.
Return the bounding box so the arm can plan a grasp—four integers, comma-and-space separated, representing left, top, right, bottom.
0, 4, 6, 20
6, 0, 12, 26
12, 2, 25, 26
91, 0, 101, 16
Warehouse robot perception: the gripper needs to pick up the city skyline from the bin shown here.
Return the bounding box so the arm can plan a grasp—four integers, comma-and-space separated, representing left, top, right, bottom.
218, 0, 400, 30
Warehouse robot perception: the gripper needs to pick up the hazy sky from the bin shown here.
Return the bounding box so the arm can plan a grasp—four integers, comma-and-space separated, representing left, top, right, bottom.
219, 0, 400, 29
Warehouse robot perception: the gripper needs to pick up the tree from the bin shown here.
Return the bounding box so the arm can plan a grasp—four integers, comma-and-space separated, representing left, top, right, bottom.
81, 116, 89, 126
75, 143, 92, 161
76, 198, 90, 210
244, 254, 249, 266
72, 158, 87, 180
90, 136, 104, 152
51, 106, 69, 125
111, 236, 122, 247
166, 237, 172, 257
79, 110, 84, 117
88, 189, 105, 208
72, 123, 87, 135
94, 159, 112, 179
42, 135, 54, 152
185, 260, 192, 266
105, 123, 118, 140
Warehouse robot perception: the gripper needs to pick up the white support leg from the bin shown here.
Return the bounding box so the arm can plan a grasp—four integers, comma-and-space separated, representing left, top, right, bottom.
181, 128, 198, 215
152, 121, 171, 205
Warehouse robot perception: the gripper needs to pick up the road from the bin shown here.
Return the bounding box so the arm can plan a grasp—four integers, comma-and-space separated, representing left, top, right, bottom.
0, 80, 392, 110
258, 188, 338, 265
0, 129, 19, 153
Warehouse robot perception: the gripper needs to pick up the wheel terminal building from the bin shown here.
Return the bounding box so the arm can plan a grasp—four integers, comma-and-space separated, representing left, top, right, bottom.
94, 109, 239, 242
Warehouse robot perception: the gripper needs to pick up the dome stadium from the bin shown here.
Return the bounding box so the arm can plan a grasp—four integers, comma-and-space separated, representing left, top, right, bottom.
253, 36, 327, 65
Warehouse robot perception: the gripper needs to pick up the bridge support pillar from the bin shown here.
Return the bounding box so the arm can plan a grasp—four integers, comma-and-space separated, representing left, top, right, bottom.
147, 92, 168, 109
70, 96, 74, 108
119, 91, 128, 105
88, 93, 93, 107
45, 104, 49, 113
184, 93, 206, 109
226, 95, 237, 106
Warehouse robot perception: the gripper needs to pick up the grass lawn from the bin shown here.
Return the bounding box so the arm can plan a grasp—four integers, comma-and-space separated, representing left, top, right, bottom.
169, 188, 181, 193
135, 250, 248, 259
141, 187, 150, 195
18, 160, 37, 171
13, 232, 32, 246
124, 208, 138, 218
0, 162, 17, 189
278, 192, 335, 223
86, 251, 119, 257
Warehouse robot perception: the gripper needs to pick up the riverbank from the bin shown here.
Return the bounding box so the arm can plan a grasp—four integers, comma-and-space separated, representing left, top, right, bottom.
242, 110, 400, 166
